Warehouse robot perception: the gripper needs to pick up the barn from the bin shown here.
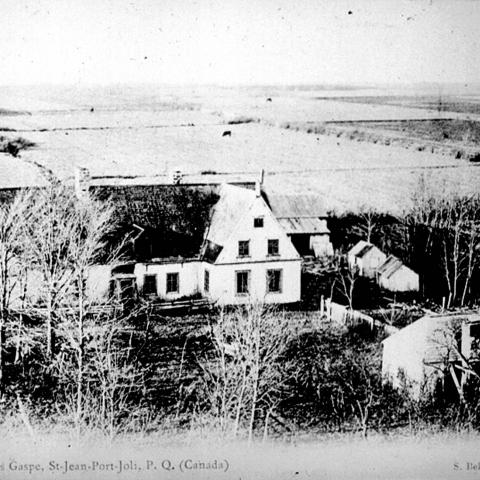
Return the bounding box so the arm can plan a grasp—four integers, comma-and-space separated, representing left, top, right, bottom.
264, 193, 333, 257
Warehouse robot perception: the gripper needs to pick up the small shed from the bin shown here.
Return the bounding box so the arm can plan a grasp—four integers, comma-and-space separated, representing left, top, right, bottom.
377, 255, 419, 292
382, 312, 480, 398
347, 241, 387, 278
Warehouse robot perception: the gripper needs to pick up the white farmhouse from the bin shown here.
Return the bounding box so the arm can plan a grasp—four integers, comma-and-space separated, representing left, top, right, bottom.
110, 184, 302, 306
347, 240, 387, 278
201, 184, 302, 304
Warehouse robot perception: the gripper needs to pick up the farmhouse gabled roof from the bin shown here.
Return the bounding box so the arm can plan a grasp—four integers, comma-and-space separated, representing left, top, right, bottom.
265, 194, 327, 218
348, 240, 375, 258
205, 183, 257, 248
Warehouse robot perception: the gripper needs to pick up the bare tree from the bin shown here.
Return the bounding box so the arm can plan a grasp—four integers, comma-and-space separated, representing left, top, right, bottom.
358, 206, 378, 244
198, 303, 296, 441
20, 183, 76, 358
21, 183, 121, 359
336, 265, 359, 310
407, 186, 480, 308
55, 312, 145, 438
17, 180, 142, 435
54, 191, 120, 429
0, 190, 32, 391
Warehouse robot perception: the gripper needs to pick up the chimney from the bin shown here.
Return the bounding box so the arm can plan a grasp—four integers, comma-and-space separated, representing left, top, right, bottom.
255, 169, 265, 197
74, 166, 90, 198
170, 169, 183, 185
259, 168, 265, 186
255, 180, 261, 197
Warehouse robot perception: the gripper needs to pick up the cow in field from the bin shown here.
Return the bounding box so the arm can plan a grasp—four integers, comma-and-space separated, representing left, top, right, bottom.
222, 130, 231, 137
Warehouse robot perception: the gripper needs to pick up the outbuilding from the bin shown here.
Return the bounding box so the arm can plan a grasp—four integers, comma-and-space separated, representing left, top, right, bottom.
347, 240, 387, 278
382, 312, 480, 398
265, 193, 333, 257
377, 255, 419, 292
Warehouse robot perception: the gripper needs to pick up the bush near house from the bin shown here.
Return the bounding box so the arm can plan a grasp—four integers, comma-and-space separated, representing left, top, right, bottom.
2, 303, 480, 439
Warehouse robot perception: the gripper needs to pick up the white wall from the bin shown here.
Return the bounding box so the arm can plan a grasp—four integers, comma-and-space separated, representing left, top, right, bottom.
209, 259, 301, 305
382, 317, 459, 398
361, 248, 387, 278
379, 266, 419, 292
9, 265, 111, 307
9, 269, 43, 308
382, 335, 427, 398
134, 261, 200, 300
310, 234, 333, 257
86, 265, 112, 302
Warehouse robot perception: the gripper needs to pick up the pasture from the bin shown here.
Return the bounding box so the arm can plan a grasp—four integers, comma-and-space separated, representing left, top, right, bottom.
1, 84, 480, 213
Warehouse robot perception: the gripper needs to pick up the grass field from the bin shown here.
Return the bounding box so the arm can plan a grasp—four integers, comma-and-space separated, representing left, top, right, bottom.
316, 93, 480, 116
14, 121, 480, 213
1, 84, 480, 213
366, 119, 480, 144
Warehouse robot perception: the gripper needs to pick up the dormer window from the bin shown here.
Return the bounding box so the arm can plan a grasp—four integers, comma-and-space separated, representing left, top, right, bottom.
254, 217, 264, 228
238, 240, 250, 257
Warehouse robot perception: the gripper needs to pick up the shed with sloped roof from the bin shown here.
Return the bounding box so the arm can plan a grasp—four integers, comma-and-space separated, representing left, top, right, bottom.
347, 240, 387, 278
377, 255, 419, 292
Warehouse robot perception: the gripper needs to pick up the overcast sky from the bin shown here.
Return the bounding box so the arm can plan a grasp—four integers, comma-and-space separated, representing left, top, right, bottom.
1, 0, 479, 86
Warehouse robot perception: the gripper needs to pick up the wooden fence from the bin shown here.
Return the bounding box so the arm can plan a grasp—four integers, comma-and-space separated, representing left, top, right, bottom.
320, 297, 401, 336
320, 297, 375, 329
